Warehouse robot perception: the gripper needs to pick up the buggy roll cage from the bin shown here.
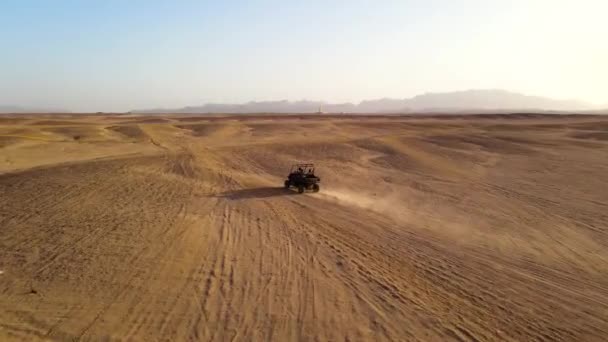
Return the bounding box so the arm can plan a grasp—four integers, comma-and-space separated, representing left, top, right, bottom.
289, 163, 315, 174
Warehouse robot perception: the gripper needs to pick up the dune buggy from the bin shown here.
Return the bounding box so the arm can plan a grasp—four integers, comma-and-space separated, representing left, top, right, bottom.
284, 163, 320, 193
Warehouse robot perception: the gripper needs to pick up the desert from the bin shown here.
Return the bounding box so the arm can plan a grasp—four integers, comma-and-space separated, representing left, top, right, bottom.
1, 113, 608, 341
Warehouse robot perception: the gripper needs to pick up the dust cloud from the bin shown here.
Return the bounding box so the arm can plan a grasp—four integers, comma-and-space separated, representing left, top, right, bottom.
315, 188, 408, 222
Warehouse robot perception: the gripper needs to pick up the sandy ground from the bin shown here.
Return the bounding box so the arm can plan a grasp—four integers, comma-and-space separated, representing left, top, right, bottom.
1, 113, 608, 341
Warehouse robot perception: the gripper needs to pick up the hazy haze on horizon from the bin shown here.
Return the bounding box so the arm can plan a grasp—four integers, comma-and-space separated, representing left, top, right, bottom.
1, 0, 606, 112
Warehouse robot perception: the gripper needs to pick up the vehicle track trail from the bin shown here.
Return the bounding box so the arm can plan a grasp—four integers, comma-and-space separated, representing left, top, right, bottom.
1, 115, 608, 341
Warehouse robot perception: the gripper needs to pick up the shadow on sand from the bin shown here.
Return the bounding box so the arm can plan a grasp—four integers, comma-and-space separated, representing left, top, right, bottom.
217, 187, 298, 200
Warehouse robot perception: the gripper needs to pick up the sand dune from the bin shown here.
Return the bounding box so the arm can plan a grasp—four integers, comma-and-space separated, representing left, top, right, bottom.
1, 114, 608, 341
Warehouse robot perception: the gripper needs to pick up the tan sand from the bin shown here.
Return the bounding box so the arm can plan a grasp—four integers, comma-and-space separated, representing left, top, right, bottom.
1, 114, 607, 341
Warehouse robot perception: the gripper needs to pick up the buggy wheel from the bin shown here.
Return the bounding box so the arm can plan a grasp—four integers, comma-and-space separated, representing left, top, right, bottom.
284, 180, 290, 188
312, 184, 320, 192
298, 185, 304, 193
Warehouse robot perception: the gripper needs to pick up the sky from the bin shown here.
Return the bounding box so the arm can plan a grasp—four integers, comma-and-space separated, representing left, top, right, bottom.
1, 0, 607, 112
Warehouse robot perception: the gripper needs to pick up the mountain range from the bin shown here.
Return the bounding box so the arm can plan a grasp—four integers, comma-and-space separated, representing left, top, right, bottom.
132, 90, 599, 114
1, 90, 604, 114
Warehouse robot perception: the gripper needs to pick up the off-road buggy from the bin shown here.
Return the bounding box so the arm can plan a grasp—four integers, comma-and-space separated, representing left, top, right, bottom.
284, 163, 320, 193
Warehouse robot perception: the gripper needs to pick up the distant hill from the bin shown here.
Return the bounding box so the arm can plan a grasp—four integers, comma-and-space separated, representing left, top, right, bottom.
403, 90, 590, 112
134, 101, 356, 114
132, 90, 597, 114
3, 90, 600, 114
577, 108, 608, 115
0, 105, 69, 113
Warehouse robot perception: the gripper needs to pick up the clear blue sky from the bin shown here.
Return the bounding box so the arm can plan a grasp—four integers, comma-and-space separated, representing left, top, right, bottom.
1, 0, 606, 111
